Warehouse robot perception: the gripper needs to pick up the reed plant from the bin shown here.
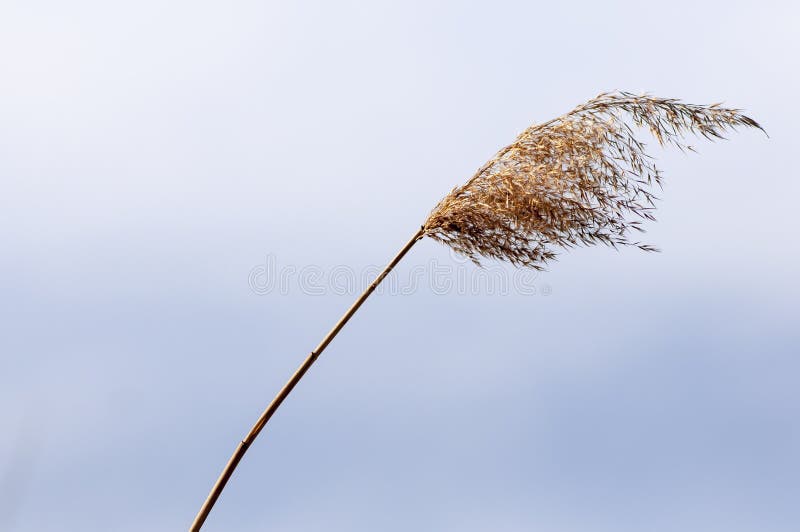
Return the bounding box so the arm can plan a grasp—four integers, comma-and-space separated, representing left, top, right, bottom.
190, 91, 762, 530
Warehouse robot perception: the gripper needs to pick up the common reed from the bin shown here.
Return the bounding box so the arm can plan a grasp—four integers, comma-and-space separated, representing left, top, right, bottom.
191, 92, 762, 530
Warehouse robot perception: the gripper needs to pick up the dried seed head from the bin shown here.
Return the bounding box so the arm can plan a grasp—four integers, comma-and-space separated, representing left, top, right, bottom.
423, 91, 763, 269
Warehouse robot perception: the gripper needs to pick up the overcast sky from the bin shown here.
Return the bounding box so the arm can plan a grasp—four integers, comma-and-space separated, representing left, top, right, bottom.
1, 1, 798, 531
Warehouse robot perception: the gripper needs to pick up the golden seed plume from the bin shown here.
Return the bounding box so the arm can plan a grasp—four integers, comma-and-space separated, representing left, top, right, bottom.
423, 91, 763, 269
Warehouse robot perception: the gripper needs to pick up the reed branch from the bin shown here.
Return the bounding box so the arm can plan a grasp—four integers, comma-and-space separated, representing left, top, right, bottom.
190, 227, 425, 531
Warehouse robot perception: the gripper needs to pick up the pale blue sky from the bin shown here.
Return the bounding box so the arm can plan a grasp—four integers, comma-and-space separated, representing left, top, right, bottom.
1, 1, 798, 531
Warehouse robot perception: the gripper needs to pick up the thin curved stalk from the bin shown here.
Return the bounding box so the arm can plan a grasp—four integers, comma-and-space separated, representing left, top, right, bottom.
190, 227, 425, 531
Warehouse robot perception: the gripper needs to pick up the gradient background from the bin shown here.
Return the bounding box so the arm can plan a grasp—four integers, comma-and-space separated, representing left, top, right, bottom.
1, 1, 798, 531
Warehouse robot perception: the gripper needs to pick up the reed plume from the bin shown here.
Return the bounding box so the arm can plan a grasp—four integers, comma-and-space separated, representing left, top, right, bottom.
191, 92, 762, 530
424, 91, 762, 268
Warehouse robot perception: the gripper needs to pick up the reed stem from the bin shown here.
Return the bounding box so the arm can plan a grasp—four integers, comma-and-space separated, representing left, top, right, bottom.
190, 226, 425, 531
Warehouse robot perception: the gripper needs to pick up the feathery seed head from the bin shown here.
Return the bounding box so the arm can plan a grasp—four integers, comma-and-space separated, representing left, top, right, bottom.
422, 91, 763, 268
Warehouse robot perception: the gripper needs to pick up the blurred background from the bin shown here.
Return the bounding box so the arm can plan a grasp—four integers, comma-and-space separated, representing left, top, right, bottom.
1, 1, 798, 530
